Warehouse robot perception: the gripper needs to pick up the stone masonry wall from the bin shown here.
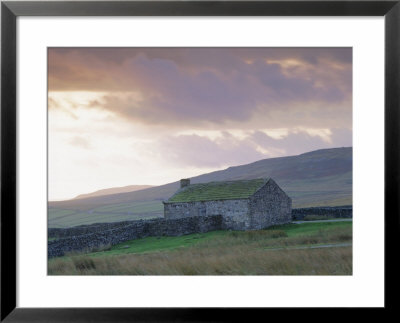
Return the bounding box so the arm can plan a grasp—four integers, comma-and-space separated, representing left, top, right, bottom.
164, 199, 250, 230
48, 215, 222, 258
248, 179, 292, 229
48, 220, 144, 239
291, 206, 352, 220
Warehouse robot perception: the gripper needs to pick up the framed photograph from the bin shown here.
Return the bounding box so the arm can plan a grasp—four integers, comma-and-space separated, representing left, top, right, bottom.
1, 0, 399, 320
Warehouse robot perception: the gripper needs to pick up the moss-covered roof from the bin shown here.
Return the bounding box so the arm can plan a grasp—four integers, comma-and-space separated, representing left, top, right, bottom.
166, 178, 269, 203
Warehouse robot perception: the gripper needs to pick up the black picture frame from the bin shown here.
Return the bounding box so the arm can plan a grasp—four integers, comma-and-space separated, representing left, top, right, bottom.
1, 1, 399, 321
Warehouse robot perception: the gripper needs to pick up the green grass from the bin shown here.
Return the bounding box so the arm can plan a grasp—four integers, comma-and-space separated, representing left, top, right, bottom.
48, 208, 77, 218
167, 179, 267, 203
48, 221, 352, 275
48, 201, 163, 228
91, 201, 163, 214
89, 202, 136, 212
53, 221, 352, 259
268, 221, 351, 237
90, 231, 229, 257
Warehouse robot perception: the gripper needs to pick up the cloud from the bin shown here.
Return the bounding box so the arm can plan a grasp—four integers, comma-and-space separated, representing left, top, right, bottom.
251, 131, 328, 157
153, 127, 352, 168
155, 133, 263, 168
48, 48, 352, 87
330, 127, 353, 147
48, 48, 352, 128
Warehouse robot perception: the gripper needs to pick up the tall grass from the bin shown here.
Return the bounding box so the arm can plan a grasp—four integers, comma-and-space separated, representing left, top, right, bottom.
48, 225, 352, 275
49, 245, 351, 275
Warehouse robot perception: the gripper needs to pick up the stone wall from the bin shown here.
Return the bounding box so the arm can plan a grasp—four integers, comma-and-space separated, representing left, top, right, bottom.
164, 199, 250, 230
291, 206, 352, 220
48, 221, 140, 239
48, 215, 223, 258
248, 179, 292, 229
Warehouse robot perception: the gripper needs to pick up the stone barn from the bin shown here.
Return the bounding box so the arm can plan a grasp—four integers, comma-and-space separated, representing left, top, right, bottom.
163, 178, 292, 231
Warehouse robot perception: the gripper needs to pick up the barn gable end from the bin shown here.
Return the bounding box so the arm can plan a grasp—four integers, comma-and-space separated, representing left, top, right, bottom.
248, 179, 292, 229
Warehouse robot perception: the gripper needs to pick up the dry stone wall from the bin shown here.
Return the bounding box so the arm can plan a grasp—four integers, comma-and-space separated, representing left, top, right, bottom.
48, 215, 223, 258
48, 220, 142, 239
291, 206, 352, 220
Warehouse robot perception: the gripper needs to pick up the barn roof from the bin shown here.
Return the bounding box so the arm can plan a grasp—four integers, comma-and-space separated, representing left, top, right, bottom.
166, 178, 270, 203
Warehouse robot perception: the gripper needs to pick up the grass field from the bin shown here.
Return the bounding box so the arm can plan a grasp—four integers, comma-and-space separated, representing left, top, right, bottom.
48, 221, 352, 275
48, 201, 164, 228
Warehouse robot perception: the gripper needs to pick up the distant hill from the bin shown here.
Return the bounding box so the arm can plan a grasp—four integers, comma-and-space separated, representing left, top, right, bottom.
49, 147, 352, 228
72, 185, 153, 200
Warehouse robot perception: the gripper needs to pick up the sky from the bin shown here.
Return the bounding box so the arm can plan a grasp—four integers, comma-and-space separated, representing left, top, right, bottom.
48, 47, 352, 201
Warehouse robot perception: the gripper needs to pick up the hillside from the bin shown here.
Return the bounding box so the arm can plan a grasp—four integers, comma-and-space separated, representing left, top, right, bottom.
49, 147, 352, 228
72, 185, 153, 200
